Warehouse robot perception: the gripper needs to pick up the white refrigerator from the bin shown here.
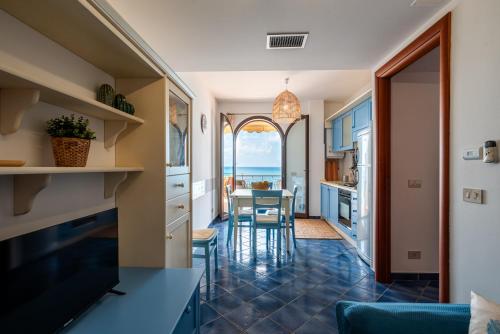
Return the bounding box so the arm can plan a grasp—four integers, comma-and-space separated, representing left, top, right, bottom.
356, 128, 373, 266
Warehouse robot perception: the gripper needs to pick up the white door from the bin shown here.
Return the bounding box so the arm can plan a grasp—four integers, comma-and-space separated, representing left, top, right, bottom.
285, 117, 308, 217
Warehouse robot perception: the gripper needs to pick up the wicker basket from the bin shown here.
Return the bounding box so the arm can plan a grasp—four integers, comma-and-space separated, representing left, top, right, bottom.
51, 137, 90, 167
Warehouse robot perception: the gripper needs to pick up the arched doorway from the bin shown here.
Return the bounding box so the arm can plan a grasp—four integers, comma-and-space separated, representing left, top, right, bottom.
234, 117, 284, 190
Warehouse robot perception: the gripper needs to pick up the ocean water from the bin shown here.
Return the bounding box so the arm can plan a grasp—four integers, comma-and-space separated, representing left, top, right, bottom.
224, 166, 281, 176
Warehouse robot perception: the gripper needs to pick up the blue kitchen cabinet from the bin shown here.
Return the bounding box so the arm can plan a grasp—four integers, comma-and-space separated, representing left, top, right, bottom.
328, 186, 339, 224
352, 98, 372, 142
332, 118, 342, 152
321, 184, 330, 219
351, 192, 358, 239
332, 112, 353, 152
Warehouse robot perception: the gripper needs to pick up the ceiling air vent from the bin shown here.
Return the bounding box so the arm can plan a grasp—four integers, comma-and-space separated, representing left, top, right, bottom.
266, 33, 308, 49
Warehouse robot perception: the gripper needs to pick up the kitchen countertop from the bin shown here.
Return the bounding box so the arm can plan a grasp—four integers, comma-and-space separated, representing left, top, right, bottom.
321, 180, 357, 192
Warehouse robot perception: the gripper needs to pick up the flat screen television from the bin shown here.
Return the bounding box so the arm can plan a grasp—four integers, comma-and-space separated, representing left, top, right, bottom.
0, 209, 119, 334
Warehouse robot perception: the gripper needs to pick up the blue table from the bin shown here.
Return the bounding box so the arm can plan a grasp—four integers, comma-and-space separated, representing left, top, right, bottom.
64, 268, 204, 334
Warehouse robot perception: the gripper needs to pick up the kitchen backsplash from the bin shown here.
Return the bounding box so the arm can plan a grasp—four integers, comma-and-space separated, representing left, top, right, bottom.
339, 150, 356, 182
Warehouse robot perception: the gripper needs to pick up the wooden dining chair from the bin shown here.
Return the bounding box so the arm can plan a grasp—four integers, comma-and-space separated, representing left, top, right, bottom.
251, 190, 283, 260
251, 181, 271, 190
225, 185, 253, 246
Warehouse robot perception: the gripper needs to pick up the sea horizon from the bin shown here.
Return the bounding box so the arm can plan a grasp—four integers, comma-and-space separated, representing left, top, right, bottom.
224, 166, 281, 176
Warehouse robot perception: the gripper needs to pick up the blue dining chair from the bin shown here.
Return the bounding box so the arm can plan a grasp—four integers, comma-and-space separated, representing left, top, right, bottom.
266, 186, 298, 248
225, 184, 253, 246
251, 190, 283, 260
282, 185, 298, 248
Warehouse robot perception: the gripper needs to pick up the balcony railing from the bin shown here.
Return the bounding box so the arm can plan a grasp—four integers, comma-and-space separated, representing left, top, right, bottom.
224, 174, 282, 190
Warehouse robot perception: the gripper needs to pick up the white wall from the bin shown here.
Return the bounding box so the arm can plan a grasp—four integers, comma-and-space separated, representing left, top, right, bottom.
449, 0, 500, 303
390, 70, 440, 273
372, 0, 500, 302
0, 10, 116, 240
218, 100, 325, 216
178, 73, 219, 229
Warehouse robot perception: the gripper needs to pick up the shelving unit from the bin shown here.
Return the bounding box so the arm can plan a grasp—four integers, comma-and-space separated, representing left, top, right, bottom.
0, 167, 144, 216
0, 0, 194, 269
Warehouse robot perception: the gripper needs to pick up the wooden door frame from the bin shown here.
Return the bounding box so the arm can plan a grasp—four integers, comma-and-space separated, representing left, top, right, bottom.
219, 113, 234, 221
284, 115, 310, 218
374, 13, 451, 302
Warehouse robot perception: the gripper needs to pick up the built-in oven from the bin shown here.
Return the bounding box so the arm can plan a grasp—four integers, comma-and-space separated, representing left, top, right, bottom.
338, 189, 352, 229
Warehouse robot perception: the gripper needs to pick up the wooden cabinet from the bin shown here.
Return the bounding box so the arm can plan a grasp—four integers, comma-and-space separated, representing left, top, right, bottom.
116, 78, 192, 269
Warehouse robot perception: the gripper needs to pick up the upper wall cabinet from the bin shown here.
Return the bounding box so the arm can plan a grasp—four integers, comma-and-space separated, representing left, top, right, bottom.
332, 97, 372, 152
167, 85, 191, 176
352, 98, 372, 141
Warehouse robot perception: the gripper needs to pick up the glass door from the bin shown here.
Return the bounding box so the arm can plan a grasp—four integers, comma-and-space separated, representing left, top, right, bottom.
220, 114, 234, 220
167, 87, 190, 176
285, 116, 309, 218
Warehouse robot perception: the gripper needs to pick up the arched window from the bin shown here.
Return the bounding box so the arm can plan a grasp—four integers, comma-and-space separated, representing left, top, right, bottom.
234, 117, 283, 190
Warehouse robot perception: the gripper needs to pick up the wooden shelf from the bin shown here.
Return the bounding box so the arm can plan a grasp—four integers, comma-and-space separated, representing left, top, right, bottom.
0, 66, 144, 123
0, 66, 144, 146
1, 166, 144, 216
0, 0, 163, 79
0, 166, 144, 175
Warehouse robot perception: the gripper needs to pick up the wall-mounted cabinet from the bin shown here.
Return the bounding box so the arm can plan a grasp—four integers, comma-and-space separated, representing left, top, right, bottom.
331, 97, 372, 152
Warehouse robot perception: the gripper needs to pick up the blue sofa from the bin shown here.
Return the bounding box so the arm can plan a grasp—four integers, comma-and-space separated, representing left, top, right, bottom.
336, 301, 470, 334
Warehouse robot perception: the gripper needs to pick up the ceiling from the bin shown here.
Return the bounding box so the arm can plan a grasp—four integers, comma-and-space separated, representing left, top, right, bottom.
108, 0, 449, 72
179, 70, 371, 102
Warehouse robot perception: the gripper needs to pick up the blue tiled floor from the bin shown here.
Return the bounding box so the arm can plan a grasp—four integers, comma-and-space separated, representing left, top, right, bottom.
194, 219, 439, 333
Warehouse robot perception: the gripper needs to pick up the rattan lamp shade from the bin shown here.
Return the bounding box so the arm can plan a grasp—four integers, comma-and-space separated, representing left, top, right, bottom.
272, 80, 301, 123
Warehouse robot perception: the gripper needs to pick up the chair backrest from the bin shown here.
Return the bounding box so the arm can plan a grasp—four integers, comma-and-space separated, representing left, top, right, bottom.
225, 184, 233, 213
251, 181, 271, 190
251, 190, 282, 223
291, 185, 298, 217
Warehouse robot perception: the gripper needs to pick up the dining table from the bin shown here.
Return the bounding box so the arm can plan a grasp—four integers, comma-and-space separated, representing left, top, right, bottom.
230, 188, 294, 253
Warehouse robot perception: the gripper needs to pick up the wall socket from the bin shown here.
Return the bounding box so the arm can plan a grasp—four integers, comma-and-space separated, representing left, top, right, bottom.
408, 180, 422, 188
408, 251, 422, 260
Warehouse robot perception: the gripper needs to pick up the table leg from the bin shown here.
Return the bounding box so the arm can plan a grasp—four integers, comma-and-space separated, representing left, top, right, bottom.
284, 199, 290, 253
233, 199, 239, 253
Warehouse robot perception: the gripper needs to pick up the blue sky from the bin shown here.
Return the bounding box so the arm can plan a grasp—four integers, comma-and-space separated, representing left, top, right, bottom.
224, 130, 282, 167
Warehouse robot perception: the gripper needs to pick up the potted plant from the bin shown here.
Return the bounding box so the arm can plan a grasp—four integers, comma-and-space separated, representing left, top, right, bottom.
46, 115, 96, 167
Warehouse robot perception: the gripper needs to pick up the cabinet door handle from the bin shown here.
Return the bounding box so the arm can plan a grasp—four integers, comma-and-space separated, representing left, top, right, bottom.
177, 204, 185, 209
174, 182, 185, 188
166, 233, 173, 240
184, 305, 192, 314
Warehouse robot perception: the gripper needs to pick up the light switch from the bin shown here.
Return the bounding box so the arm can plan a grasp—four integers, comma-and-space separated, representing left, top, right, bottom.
408, 180, 422, 188
463, 188, 483, 204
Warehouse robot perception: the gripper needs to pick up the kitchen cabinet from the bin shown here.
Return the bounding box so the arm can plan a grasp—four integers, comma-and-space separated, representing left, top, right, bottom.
332, 118, 342, 152
321, 184, 330, 218
331, 97, 372, 152
352, 98, 372, 141
332, 112, 353, 152
321, 183, 357, 241
328, 186, 339, 224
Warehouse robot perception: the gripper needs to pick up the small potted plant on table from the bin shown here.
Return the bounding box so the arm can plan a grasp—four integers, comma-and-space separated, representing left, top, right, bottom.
46, 115, 96, 167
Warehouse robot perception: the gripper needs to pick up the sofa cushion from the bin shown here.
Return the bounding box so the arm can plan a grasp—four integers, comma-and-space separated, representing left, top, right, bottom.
336, 301, 470, 334
469, 291, 500, 334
